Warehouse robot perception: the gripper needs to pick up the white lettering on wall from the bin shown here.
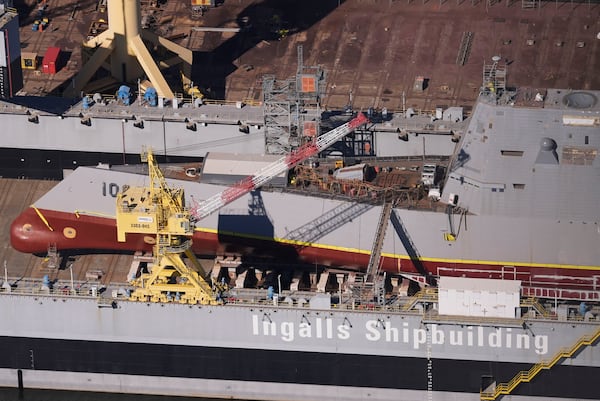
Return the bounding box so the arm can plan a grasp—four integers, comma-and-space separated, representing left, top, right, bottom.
250, 315, 549, 355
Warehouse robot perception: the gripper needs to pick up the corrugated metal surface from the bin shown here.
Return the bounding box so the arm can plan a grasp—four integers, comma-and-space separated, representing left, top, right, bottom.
201, 152, 288, 187
333, 163, 366, 181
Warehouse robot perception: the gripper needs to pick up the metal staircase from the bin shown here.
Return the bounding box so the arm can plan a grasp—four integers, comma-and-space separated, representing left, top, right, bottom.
349, 201, 392, 305
365, 201, 393, 281
367, 201, 393, 305
480, 327, 600, 400
401, 288, 439, 311
520, 297, 554, 319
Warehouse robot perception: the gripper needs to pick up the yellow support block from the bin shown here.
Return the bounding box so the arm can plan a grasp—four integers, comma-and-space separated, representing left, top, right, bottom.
21, 52, 38, 70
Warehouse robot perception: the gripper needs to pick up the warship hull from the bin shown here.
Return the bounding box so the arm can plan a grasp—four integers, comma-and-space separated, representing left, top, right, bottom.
0, 98, 267, 179
0, 147, 203, 180
9, 162, 600, 301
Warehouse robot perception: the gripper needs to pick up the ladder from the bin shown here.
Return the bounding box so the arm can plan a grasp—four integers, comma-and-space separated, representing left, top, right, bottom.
480, 327, 600, 400
45, 243, 59, 270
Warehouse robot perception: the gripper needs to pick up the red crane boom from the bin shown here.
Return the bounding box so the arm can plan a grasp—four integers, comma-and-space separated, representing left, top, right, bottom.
191, 113, 368, 220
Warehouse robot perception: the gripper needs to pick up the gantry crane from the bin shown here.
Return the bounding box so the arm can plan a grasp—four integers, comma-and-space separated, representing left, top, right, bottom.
116, 113, 368, 304
116, 149, 217, 304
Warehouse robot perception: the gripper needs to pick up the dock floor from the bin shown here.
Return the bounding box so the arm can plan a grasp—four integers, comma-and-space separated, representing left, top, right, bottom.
17, 0, 600, 110
0, 177, 134, 285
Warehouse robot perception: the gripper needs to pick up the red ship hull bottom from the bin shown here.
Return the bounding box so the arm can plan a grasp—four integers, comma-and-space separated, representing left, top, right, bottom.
10, 207, 600, 301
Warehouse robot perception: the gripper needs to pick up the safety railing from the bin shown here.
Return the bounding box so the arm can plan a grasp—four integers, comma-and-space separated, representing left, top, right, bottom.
401, 288, 439, 311
1, 277, 599, 326
520, 297, 554, 319
480, 327, 600, 400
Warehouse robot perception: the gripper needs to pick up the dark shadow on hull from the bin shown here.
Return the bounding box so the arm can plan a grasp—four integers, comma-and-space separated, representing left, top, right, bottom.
0, 148, 203, 179
216, 189, 301, 262
389, 210, 436, 286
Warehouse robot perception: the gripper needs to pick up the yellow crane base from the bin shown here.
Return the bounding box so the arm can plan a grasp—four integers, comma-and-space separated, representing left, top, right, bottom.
129, 287, 219, 305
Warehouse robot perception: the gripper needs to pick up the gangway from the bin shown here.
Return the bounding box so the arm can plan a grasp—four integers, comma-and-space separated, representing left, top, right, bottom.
480, 327, 600, 400
365, 201, 393, 282
368, 200, 393, 305
349, 200, 393, 305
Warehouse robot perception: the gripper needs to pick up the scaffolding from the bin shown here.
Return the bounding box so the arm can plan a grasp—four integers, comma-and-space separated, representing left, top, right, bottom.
263, 45, 325, 154
481, 56, 507, 103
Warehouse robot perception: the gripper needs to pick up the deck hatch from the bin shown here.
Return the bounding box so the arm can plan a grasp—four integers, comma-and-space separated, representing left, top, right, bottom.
500, 150, 524, 157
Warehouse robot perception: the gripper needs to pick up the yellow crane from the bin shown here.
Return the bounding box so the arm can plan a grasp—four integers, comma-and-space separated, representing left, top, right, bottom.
116, 148, 217, 304
116, 114, 368, 304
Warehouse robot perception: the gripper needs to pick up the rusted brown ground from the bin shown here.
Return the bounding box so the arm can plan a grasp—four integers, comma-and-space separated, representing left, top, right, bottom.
16, 0, 599, 111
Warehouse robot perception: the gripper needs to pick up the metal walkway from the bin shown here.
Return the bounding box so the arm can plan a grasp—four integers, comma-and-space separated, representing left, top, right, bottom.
365, 200, 393, 281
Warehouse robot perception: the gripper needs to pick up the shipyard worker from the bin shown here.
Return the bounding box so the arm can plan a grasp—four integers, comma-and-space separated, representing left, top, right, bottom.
579, 302, 587, 316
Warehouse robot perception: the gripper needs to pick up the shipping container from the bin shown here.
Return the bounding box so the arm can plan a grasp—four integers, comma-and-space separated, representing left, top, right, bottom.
42, 47, 61, 74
